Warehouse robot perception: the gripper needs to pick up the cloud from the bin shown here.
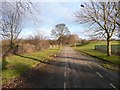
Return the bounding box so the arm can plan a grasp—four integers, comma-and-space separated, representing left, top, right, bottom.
39, 2, 76, 25
52, 7, 74, 22
19, 26, 52, 39
35, 27, 51, 36
18, 2, 90, 39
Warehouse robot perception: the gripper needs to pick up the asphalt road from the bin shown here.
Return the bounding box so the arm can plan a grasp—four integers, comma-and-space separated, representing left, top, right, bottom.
3, 47, 119, 89
28, 47, 119, 89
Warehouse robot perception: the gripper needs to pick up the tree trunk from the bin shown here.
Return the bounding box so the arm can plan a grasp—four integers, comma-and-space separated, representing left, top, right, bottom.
107, 39, 111, 56
74, 43, 76, 47
60, 38, 62, 47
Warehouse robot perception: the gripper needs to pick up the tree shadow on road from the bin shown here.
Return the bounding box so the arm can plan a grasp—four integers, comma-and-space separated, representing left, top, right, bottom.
14, 54, 105, 73
2, 53, 119, 88
3, 62, 64, 88
56, 56, 96, 62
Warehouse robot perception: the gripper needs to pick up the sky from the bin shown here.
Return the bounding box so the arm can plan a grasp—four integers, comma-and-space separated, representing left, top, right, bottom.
19, 2, 91, 39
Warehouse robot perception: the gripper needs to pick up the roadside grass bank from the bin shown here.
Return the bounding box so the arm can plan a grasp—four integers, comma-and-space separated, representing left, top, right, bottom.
1, 47, 61, 84
73, 41, 120, 71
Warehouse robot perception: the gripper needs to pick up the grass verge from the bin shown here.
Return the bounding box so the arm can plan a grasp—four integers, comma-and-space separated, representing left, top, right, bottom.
73, 41, 120, 71
1, 47, 60, 84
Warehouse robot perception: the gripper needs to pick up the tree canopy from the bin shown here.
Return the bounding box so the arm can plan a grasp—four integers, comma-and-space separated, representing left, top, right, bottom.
75, 2, 119, 56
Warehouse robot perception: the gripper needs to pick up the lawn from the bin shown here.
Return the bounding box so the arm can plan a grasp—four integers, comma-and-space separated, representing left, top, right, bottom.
74, 40, 120, 65
1, 47, 60, 84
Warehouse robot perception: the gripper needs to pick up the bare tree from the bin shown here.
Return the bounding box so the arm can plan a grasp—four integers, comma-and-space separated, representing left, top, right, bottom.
0, 2, 24, 55
68, 34, 79, 47
75, 2, 119, 56
30, 33, 47, 50
0, 2, 40, 56
51, 23, 70, 47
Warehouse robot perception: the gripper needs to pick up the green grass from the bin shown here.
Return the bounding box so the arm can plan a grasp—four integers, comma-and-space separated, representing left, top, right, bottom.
74, 40, 120, 65
1, 47, 60, 84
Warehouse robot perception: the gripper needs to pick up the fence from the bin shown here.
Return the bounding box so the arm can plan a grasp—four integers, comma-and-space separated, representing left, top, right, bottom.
95, 45, 120, 55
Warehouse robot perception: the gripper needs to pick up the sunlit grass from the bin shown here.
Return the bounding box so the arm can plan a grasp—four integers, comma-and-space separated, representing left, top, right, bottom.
74, 41, 120, 65
1, 47, 60, 83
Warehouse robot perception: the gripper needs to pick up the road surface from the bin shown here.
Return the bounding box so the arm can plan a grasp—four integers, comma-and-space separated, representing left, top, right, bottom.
3, 47, 119, 89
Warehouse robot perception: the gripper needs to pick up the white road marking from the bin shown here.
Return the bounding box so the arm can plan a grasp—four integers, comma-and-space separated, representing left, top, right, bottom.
109, 83, 117, 89
87, 65, 93, 69
64, 82, 66, 89
65, 66, 66, 69
64, 72, 66, 77
96, 72, 103, 78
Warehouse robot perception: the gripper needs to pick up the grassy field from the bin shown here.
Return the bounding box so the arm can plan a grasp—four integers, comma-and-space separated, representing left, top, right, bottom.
74, 40, 120, 66
1, 47, 60, 84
